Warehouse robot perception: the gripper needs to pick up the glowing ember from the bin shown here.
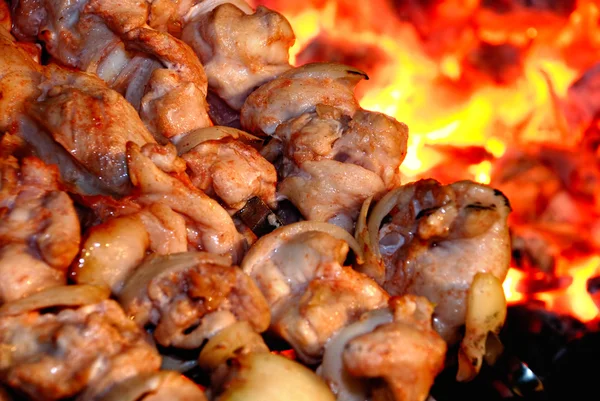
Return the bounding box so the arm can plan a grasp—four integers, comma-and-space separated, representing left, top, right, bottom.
252, 0, 600, 322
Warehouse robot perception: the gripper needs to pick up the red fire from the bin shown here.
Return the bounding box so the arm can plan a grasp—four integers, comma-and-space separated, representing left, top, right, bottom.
252, 0, 600, 322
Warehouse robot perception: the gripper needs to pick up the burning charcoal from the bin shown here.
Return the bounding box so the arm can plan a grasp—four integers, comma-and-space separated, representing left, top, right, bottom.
296, 35, 391, 98
510, 226, 560, 272
545, 331, 600, 399
587, 275, 600, 310
561, 63, 600, 136
500, 303, 589, 380
481, 0, 576, 16
463, 42, 524, 85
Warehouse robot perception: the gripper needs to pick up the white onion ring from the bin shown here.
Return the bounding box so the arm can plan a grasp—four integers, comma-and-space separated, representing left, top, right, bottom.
367, 186, 416, 259
241, 221, 364, 275
319, 309, 393, 401
198, 320, 268, 371
176, 126, 261, 155
184, 0, 253, 22
119, 252, 232, 310
286, 62, 368, 84
0, 285, 110, 317
457, 272, 507, 382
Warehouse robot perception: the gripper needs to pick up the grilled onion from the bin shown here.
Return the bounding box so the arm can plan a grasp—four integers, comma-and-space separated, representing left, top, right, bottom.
118, 252, 231, 311
216, 352, 335, 401
176, 126, 261, 155
457, 272, 507, 382
241, 221, 364, 274
0, 284, 110, 317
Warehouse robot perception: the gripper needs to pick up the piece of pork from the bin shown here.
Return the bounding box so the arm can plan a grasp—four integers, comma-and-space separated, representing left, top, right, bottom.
0, 156, 80, 303
27, 65, 157, 195
12, 0, 211, 143
241, 63, 367, 136
362, 179, 512, 343
118, 252, 270, 349
179, 129, 277, 212
323, 296, 447, 401
182, 1, 294, 111
241, 222, 388, 363
270, 105, 408, 230
127, 142, 245, 260
0, 299, 161, 401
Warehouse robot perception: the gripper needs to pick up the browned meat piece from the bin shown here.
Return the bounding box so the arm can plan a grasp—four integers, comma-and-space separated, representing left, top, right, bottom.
342, 296, 447, 401
99, 371, 208, 401
242, 222, 388, 363
118, 252, 270, 349
241, 63, 367, 136
12, 0, 211, 143
127, 142, 244, 260
180, 129, 277, 212
28, 65, 157, 195
271, 105, 408, 230
182, 1, 294, 110
0, 156, 80, 303
362, 179, 511, 343
0, 299, 161, 401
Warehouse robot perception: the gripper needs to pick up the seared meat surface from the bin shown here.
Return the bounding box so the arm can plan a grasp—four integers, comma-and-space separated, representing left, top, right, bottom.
242, 223, 388, 363
12, 0, 210, 142
182, 1, 294, 111
369, 179, 511, 343
0, 157, 79, 303
0, 299, 161, 401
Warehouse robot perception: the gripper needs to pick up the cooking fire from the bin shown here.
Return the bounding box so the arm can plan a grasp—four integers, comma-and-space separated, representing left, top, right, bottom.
0, 0, 598, 400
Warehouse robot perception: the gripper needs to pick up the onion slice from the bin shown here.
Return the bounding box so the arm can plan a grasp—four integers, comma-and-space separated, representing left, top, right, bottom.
367, 186, 416, 259
241, 221, 364, 274
287, 62, 368, 84
457, 272, 507, 382
0, 284, 110, 317
176, 126, 261, 155
119, 252, 232, 310
319, 309, 393, 401
355, 197, 385, 284
198, 321, 269, 371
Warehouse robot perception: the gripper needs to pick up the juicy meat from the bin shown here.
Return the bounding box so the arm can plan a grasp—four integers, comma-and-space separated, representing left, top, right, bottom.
0, 156, 80, 302
28, 65, 157, 195
181, 136, 277, 211
12, 0, 211, 142
127, 142, 244, 260
242, 227, 388, 363
119, 252, 270, 349
375, 179, 512, 343
241, 63, 367, 136
279, 160, 385, 231
182, 2, 294, 110
0, 300, 161, 401
270, 104, 408, 230
342, 296, 447, 401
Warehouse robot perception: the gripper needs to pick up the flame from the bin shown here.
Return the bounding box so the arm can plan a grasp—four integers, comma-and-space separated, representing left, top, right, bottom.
254, 0, 600, 322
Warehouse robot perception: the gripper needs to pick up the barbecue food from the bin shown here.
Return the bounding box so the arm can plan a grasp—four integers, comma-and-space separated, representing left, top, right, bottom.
12, 0, 211, 143
118, 252, 270, 349
0, 293, 161, 401
182, 1, 295, 111
177, 126, 277, 212
320, 295, 446, 401
0, 0, 516, 398
0, 157, 80, 303
359, 179, 512, 344
267, 104, 408, 230
241, 222, 389, 363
